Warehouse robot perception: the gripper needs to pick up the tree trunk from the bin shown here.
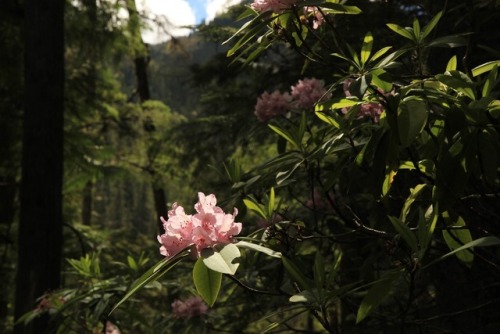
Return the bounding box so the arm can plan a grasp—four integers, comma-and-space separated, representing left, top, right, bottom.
127, 0, 167, 234
14, 0, 65, 333
81, 181, 93, 226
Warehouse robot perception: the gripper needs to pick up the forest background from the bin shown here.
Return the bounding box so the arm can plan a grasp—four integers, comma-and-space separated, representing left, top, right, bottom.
1, 0, 500, 333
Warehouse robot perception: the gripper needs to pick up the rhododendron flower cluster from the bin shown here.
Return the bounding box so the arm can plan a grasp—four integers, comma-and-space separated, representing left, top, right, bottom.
254, 90, 292, 122
158, 192, 242, 258
171, 296, 209, 319
254, 78, 331, 121
291, 78, 331, 109
251, 0, 299, 14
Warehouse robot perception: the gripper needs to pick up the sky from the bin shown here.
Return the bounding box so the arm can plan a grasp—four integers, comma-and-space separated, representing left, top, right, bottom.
136, 0, 244, 44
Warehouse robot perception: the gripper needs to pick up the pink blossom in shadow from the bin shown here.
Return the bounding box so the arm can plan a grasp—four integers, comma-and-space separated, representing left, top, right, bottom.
291, 78, 331, 109
254, 90, 292, 122
251, 0, 299, 14
171, 296, 209, 319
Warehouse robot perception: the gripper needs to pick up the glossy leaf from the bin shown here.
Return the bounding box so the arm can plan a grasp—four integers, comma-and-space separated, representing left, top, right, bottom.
446, 55, 457, 72
482, 65, 498, 97
401, 184, 427, 222
471, 60, 500, 77
235, 240, 282, 258
387, 23, 414, 41
361, 32, 374, 65
268, 124, 300, 150
193, 258, 222, 307
244, 197, 267, 219
421, 11, 442, 39
437, 71, 476, 100
397, 97, 427, 147
201, 243, 241, 275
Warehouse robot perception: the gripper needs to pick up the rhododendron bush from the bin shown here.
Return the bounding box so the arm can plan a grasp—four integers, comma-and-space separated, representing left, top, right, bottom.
22, 0, 500, 333
108, 1, 500, 332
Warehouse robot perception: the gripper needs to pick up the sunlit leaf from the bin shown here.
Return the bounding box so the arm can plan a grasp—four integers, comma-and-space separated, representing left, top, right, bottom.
421, 11, 442, 39
386, 23, 414, 41
244, 197, 267, 219
472, 60, 500, 77
446, 55, 457, 72
235, 240, 282, 258
201, 243, 241, 275
361, 32, 373, 65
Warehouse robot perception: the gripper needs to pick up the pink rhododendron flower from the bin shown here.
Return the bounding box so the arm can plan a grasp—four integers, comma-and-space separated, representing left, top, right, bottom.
171, 296, 209, 319
342, 78, 384, 122
254, 90, 292, 122
304, 7, 325, 29
158, 193, 242, 257
291, 78, 331, 109
251, 0, 299, 14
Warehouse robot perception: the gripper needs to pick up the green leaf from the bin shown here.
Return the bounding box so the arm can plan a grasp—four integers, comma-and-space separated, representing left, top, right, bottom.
315, 111, 340, 128
361, 32, 374, 65
387, 23, 414, 41
243, 197, 267, 219
413, 18, 421, 41
442, 215, 474, 266
389, 216, 418, 252
201, 243, 241, 275
421, 11, 442, 40
427, 35, 467, 48
425, 236, 500, 268
446, 55, 457, 72
289, 290, 318, 303
193, 258, 222, 307
482, 65, 498, 97
397, 97, 428, 147
109, 250, 190, 314
371, 68, 393, 92
370, 46, 392, 62
268, 187, 276, 218
356, 270, 402, 323
235, 240, 282, 258
316, 3, 361, 14
331, 98, 360, 109
268, 124, 299, 150
314, 252, 325, 289
471, 60, 500, 77
400, 184, 427, 222
436, 71, 476, 100
417, 204, 439, 257
282, 256, 312, 290
327, 250, 343, 287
